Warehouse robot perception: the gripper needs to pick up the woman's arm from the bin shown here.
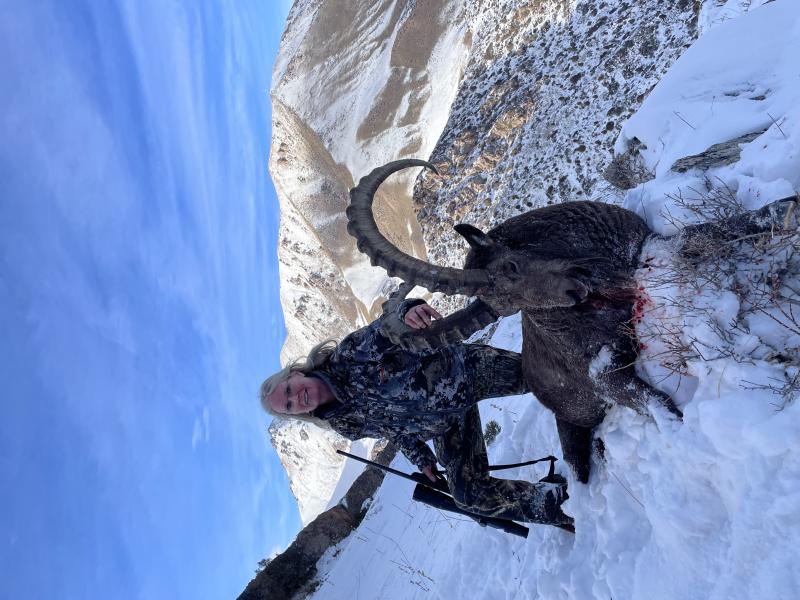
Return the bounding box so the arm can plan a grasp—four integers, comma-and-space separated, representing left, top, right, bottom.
343, 299, 439, 359
326, 417, 438, 480
373, 298, 442, 355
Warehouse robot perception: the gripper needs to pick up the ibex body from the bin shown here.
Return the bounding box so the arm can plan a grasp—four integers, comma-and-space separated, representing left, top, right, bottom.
346, 159, 797, 482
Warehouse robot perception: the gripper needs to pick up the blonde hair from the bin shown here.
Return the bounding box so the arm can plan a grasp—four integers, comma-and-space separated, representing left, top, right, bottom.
259, 339, 338, 427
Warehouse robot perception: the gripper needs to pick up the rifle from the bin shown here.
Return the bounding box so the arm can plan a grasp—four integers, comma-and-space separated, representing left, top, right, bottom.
337, 450, 574, 537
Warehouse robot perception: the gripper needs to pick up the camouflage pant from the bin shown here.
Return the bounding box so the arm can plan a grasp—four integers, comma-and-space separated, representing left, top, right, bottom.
432, 345, 572, 525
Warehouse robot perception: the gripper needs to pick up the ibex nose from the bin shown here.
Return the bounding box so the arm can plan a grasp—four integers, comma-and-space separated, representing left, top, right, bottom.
567, 281, 589, 304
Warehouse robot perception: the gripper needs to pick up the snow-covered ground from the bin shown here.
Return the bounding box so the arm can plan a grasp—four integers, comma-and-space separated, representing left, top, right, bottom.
306, 3, 800, 598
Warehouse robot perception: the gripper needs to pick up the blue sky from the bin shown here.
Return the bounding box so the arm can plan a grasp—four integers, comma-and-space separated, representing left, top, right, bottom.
0, 1, 297, 598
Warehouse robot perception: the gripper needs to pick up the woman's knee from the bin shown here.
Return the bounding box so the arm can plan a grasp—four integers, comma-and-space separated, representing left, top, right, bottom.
447, 477, 481, 509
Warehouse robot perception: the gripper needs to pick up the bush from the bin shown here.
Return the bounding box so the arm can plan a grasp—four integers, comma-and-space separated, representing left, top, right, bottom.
483, 420, 502, 446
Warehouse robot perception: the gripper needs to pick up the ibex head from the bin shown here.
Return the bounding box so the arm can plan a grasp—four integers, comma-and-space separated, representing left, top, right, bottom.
453, 223, 590, 315
346, 160, 591, 348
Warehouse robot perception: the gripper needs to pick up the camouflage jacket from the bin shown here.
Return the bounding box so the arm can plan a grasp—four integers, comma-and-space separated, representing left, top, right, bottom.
311, 300, 477, 470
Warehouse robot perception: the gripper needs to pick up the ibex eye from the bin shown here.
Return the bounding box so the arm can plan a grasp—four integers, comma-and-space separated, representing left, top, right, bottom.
503, 260, 521, 276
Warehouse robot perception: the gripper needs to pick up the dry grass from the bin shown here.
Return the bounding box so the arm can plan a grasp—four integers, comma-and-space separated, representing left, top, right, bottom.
633, 181, 800, 407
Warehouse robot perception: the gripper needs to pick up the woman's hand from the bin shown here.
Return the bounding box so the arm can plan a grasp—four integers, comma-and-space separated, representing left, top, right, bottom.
403, 303, 443, 329
421, 464, 440, 483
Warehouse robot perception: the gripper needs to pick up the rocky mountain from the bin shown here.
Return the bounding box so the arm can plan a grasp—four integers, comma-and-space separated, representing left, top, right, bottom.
267, 0, 751, 524
413, 0, 700, 269
268, 0, 472, 523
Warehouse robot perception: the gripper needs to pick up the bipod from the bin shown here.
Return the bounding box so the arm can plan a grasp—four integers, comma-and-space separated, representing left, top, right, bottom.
489, 454, 558, 477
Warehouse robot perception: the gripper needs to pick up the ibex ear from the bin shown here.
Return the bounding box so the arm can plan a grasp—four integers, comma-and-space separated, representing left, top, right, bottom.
454, 223, 500, 252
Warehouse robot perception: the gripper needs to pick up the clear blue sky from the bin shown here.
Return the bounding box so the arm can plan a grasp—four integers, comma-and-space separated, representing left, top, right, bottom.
0, 1, 298, 598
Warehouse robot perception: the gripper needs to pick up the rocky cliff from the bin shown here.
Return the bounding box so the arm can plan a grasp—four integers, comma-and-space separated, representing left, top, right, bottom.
239, 443, 397, 600
414, 0, 700, 271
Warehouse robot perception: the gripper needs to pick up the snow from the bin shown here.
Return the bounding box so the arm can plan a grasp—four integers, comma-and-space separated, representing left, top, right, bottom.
617, 1, 800, 190
588, 345, 614, 380
321, 438, 377, 514
302, 3, 800, 598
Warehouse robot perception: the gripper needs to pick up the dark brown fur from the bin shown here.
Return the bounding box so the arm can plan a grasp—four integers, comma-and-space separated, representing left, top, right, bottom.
460, 201, 673, 482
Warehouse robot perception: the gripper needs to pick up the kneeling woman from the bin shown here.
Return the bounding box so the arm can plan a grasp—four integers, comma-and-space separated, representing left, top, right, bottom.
260, 299, 572, 527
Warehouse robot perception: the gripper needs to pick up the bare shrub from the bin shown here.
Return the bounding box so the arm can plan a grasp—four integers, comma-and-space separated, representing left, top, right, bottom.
483, 420, 502, 446
635, 181, 800, 406
603, 137, 654, 191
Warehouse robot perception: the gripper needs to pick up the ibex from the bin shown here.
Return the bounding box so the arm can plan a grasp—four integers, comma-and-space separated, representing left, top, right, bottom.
346, 159, 798, 482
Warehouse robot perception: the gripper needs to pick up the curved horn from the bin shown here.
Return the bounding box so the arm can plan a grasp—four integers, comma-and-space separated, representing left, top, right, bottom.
347, 160, 491, 296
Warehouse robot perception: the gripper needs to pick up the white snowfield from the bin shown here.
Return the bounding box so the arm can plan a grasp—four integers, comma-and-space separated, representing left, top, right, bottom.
308, 3, 800, 599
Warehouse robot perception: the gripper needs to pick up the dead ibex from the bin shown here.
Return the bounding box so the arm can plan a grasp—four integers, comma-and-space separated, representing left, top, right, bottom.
346, 159, 798, 482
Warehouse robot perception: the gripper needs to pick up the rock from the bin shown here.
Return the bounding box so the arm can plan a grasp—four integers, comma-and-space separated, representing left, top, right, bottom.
670, 129, 767, 173
238, 444, 397, 600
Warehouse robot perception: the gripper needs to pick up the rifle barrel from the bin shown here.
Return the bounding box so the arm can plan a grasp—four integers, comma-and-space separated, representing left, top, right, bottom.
336, 449, 450, 493
336, 449, 414, 480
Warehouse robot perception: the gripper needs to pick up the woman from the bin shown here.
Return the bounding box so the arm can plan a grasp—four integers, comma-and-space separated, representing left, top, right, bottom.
260, 298, 572, 526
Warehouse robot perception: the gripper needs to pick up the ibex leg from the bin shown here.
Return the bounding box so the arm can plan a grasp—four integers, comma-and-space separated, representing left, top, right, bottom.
555, 418, 593, 484
678, 195, 798, 258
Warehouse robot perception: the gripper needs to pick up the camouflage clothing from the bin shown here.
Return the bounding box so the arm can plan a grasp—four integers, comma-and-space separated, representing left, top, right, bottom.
435, 405, 570, 524
312, 302, 474, 471
311, 303, 572, 525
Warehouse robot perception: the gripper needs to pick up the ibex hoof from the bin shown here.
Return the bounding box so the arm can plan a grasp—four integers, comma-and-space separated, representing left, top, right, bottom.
774, 198, 798, 230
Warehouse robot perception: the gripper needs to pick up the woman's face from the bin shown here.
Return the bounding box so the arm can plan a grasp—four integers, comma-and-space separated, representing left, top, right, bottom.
266, 373, 334, 415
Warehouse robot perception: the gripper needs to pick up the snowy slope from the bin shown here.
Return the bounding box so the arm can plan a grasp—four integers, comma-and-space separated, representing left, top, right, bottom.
304, 3, 800, 599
